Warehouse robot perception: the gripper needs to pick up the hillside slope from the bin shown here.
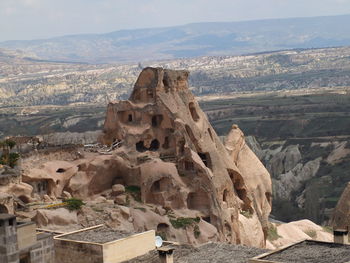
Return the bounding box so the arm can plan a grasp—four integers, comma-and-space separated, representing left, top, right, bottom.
1, 15, 350, 63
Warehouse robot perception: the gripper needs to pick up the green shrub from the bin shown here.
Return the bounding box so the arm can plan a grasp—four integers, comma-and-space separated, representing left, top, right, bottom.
125, 186, 141, 202
193, 225, 201, 238
267, 224, 281, 241
65, 198, 85, 211
170, 217, 200, 229
8, 153, 20, 168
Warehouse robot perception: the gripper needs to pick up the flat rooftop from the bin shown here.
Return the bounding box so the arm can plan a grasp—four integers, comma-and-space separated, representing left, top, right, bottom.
60, 226, 135, 244
261, 240, 350, 263
125, 242, 267, 263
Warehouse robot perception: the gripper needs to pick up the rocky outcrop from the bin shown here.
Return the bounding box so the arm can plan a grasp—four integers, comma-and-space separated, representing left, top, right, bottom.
273, 158, 321, 200
331, 182, 350, 229
34, 208, 79, 232
12, 68, 272, 248
225, 125, 272, 247
267, 219, 333, 250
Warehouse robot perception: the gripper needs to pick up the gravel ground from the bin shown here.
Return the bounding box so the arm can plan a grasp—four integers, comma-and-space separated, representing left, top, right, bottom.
125, 242, 267, 263
264, 240, 350, 263
62, 227, 134, 243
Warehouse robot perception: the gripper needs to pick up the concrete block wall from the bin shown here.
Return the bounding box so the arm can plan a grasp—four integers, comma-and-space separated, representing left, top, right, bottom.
0, 215, 19, 263
30, 233, 55, 263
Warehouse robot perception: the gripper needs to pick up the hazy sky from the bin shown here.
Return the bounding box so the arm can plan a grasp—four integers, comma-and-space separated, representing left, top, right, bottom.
1, 0, 350, 41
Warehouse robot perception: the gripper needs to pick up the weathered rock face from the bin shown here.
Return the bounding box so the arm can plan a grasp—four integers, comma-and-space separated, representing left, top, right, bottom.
225, 125, 272, 247
331, 182, 350, 229
99, 67, 272, 246
11, 67, 272, 248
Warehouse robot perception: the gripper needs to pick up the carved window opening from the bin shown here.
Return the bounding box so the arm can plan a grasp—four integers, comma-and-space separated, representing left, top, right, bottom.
198, 152, 212, 169
203, 216, 211, 224
136, 141, 147, 152
149, 139, 160, 151
157, 223, 169, 232
56, 168, 65, 173
178, 139, 185, 154
162, 136, 170, 149
223, 189, 228, 202
187, 191, 210, 213
227, 169, 252, 212
151, 180, 161, 192
152, 115, 163, 127
189, 102, 200, 122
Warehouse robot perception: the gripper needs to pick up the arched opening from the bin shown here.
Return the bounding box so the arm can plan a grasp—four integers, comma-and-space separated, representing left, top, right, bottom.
227, 169, 252, 212
146, 178, 173, 206
189, 102, 200, 122
128, 114, 133, 122
56, 168, 66, 173
187, 190, 210, 213
149, 139, 160, 151
136, 141, 147, 152
157, 223, 169, 240
151, 180, 161, 192
0, 204, 9, 213
18, 195, 30, 204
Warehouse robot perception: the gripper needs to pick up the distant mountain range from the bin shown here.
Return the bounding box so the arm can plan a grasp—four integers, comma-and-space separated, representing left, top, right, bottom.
1, 14, 350, 63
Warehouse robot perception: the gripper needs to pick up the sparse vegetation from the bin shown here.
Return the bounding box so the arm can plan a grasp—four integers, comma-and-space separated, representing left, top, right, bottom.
65, 198, 85, 211
240, 210, 253, 218
125, 185, 141, 202
0, 139, 19, 168
170, 217, 200, 229
194, 225, 201, 238
267, 224, 281, 241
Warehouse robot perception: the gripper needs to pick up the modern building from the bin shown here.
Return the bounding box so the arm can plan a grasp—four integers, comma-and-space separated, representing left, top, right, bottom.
54, 225, 155, 263
0, 213, 54, 263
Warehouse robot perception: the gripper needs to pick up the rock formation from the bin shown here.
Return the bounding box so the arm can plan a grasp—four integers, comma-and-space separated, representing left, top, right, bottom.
331, 182, 350, 230
99, 67, 272, 246
1, 67, 272, 248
